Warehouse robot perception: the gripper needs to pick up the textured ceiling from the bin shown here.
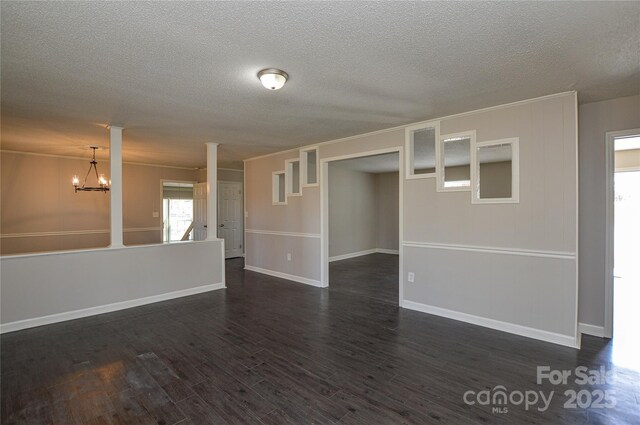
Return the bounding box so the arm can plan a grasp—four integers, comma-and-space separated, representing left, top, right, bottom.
1, 2, 639, 168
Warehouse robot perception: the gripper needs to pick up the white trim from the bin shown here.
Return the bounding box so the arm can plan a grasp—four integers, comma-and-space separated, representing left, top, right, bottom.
243, 167, 247, 260
573, 91, 581, 355
1, 229, 107, 238
0, 238, 225, 259
605, 128, 640, 339
244, 265, 324, 288
402, 241, 575, 260
0, 149, 200, 170
160, 178, 198, 243
300, 146, 320, 187
109, 126, 124, 248
272, 170, 287, 205
437, 130, 475, 192
405, 121, 439, 180
329, 249, 377, 262
0, 282, 226, 334
401, 300, 579, 348
579, 323, 606, 338
376, 248, 399, 255
205, 143, 219, 241
284, 158, 303, 197
245, 91, 576, 163
471, 137, 520, 204
220, 238, 226, 286
218, 167, 244, 172
320, 146, 404, 305
322, 147, 402, 164
245, 229, 321, 238
329, 248, 399, 262
1, 227, 162, 239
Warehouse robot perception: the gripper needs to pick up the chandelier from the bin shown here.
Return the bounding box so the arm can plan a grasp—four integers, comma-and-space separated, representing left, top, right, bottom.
72, 147, 110, 193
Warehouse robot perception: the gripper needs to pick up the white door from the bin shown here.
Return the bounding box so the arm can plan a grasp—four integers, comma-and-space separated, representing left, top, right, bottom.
193, 182, 207, 241
218, 181, 243, 258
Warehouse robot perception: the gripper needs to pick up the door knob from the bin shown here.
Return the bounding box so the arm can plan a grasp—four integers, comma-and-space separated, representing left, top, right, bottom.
219, 224, 225, 227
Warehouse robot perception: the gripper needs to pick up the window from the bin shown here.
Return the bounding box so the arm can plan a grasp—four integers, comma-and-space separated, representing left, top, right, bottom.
300, 147, 319, 186
437, 131, 474, 192
285, 158, 302, 196
162, 181, 194, 242
272, 171, 287, 205
405, 121, 439, 179
471, 138, 519, 204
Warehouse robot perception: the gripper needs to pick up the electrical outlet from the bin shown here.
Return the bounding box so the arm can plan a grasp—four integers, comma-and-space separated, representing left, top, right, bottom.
152, 211, 159, 218
287, 253, 292, 261
407, 272, 415, 283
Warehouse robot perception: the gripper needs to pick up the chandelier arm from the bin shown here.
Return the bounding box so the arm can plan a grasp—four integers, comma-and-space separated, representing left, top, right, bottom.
93, 162, 100, 182
82, 164, 93, 188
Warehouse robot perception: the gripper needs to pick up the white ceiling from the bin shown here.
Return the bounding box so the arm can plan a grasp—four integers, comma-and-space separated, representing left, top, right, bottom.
1, 2, 638, 168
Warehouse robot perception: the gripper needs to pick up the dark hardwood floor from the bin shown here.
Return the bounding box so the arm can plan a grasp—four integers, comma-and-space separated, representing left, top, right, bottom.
329, 253, 398, 305
2, 257, 639, 424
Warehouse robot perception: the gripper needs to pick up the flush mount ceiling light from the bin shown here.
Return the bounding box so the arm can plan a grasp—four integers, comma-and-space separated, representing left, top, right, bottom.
257, 68, 288, 90
72, 146, 110, 193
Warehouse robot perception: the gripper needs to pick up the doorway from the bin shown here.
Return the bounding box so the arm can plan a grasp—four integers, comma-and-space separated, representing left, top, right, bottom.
161, 181, 195, 243
606, 130, 640, 368
218, 181, 244, 258
320, 148, 403, 305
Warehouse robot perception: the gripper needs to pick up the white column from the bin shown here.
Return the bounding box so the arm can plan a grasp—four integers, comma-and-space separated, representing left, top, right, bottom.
206, 142, 219, 240
109, 126, 124, 248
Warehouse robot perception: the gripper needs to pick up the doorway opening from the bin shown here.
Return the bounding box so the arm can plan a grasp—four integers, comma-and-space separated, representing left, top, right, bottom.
218, 180, 244, 259
321, 148, 403, 305
607, 130, 640, 369
161, 181, 195, 243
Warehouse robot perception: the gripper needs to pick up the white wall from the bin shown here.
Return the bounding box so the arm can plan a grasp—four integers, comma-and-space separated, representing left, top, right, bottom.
0, 240, 225, 332
245, 92, 579, 347
578, 95, 640, 330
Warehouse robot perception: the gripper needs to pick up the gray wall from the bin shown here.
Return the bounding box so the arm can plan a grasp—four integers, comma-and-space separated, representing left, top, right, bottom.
0, 240, 225, 330
245, 93, 579, 346
578, 95, 640, 328
329, 166, 377, 257
479, 161, 512, 199
328, 167, 399, 258
376, 172, 399, 251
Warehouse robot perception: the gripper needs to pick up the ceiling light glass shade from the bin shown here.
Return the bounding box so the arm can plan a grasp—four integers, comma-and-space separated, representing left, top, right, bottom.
258, 69, 288, 90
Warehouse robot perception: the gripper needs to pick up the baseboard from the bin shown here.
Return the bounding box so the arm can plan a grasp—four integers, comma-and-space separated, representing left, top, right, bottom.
329, 248, 399, 262
375, 248, 399, 255
579, 322, 606, 338
401, 300, 579, 348
329, 249, 377, 262
0, 282, 226, 334
244, 265, 325, 288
